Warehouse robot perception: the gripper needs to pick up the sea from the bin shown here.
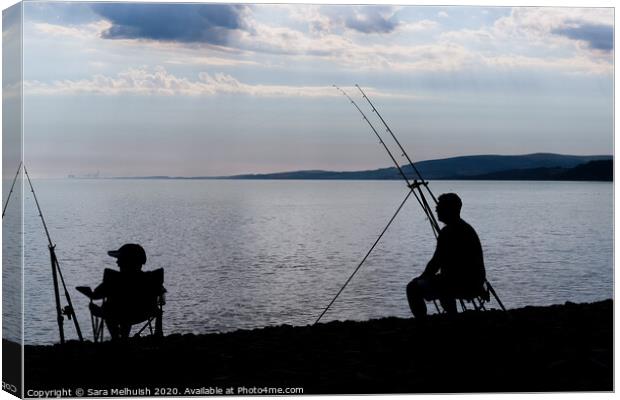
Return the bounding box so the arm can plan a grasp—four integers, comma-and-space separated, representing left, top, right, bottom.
2, 179, 613, 344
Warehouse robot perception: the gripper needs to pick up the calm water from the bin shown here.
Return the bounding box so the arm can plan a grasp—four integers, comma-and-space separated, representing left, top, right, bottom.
7, 179, 613, 344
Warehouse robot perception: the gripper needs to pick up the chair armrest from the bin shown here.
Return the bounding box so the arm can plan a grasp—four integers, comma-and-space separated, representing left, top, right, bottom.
76, 286, 93, 298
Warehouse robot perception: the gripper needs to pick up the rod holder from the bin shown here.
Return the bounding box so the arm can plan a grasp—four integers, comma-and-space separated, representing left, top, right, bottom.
407, 180, 429, 190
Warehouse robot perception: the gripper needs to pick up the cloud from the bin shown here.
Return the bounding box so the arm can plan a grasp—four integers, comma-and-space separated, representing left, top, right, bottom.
33, 21, 111, 39
23, 66, 413, 99
91, 3, 249, 45
164, 57, 261, 67
552, 23, 613, 51
283, 5, 405, 35
435, 7, 613, 75
492, 7, 613, 47
26, 5, 613, 78
398, 19, 439, 33
234, 19, 609, 75
343, 6, 401, 34
481, 54, 612, 75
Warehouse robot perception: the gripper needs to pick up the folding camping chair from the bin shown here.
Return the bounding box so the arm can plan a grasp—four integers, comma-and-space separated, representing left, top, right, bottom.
430, 278, 506, 314
77, 268, 166, 342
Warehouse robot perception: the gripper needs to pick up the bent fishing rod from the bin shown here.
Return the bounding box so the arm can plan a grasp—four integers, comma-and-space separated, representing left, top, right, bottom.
24, 166, 83, 343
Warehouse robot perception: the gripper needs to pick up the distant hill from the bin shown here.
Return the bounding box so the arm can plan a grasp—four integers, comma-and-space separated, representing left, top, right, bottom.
456, 160, 613, 181
109, 153, 613, 181
415, 153, 611, 179
225, 153, 612, 181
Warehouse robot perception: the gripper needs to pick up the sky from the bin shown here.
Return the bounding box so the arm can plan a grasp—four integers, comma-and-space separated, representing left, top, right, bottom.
4, 1, 615, 177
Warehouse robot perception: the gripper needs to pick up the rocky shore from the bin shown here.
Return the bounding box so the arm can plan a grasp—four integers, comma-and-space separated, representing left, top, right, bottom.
23, 299, 612, 395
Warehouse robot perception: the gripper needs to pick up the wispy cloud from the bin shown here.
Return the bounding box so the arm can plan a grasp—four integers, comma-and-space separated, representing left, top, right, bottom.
492, 7, 613, 51
273, 5, 406, 36
33, 20, 111, 38
25, 5, 614, 78
481, 54, 612, 75
164, 56, 262, 67
436, 7, 613, 74
23, 66, 414, 98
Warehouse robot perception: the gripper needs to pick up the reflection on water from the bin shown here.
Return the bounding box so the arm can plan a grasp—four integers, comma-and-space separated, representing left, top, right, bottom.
18, 179, 613, 344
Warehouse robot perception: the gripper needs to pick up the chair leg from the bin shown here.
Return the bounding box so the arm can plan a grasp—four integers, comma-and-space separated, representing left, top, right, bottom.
486, 280, 506, 311
94, 317, 104, 343
154, 310, 163, 337
90, 313, 96, 342
135, 319, 151, 337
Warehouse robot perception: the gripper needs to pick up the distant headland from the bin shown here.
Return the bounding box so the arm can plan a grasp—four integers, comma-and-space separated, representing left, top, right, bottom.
73, 153, 612, 181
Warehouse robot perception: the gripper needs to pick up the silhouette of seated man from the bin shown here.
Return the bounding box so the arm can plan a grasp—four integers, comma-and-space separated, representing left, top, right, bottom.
407, 193, 486, 319
77, 243, 164, 340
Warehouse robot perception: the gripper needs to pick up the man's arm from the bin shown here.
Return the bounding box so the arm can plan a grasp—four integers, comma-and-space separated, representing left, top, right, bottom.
420, 234, 443, 277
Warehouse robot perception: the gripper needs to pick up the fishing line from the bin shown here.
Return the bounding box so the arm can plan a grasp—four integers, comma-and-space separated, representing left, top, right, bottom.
2, 161, 22, 219
314, 189, 414, 324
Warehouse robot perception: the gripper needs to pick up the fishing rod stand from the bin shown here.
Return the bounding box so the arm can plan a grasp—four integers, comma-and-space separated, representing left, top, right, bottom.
407, 180, 430, 191
316, 85, 508, 324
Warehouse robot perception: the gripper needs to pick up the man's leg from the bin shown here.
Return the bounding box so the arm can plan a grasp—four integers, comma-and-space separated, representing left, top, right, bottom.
437, 276, 457, 315
119, 323, 131, 339
407, 278, 428, 319
105, 319, 121, 340
439, 297, 457, 315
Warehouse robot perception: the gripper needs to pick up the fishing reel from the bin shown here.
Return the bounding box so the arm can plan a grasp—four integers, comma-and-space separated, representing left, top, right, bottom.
62, 305, 74, 321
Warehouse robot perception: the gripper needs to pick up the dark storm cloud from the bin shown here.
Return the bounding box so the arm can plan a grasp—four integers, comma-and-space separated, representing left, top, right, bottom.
91, 3, 248, 45
343, 6, 400, 34
552, 23, 614, 51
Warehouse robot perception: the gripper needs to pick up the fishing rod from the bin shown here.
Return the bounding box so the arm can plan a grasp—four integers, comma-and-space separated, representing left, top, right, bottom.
314, 87, 439, 324
315, 86, 506, 324
355, 86, 506, 312
2, 161, 22, 219
24, 166, 83, 344
355, 85, 440, 234
356, 85, 438, 203
333, 85, 438, 235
